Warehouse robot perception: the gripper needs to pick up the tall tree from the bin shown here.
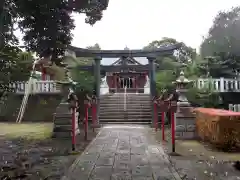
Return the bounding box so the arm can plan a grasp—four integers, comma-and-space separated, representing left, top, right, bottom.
200, 6, 240, 77
144, 37, 196, 63
1, 0, 108, 60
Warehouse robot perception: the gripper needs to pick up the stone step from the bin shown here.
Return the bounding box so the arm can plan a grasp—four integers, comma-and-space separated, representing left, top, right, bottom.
100, 103, 151, 106
101, 95, 150, 98
100, 99, 151, 104
99, 107, 151, 110
99, 111, 151, 114
99, 109, 152, 112
101, 94, 150, 97
99, 115, 152, 119
100, 117, 151, 121
99, 106, 151, 109
100, 121, 151, 125
99, 119, 151, 124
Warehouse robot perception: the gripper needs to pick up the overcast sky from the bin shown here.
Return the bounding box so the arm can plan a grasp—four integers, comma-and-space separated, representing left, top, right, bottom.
16, 0, 240, 65
72, 0, 239, 51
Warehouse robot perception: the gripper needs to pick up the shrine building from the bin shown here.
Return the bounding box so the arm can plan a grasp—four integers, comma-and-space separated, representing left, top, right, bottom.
105, 56, 150, 93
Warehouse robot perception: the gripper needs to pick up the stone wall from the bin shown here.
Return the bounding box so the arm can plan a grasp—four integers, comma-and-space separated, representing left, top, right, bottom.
0, 94, 62, 122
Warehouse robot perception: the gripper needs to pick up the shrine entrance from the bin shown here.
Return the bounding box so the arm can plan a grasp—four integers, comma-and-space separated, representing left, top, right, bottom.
105, 56, 149, 93
66, 43, 181, 124
120, 77, 133, 89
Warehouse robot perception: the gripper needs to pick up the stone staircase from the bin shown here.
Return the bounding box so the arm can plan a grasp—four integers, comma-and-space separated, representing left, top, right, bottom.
99, 93, 152, 124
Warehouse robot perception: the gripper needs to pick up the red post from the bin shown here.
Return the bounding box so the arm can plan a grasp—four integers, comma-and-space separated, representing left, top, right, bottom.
171, 108, 175, 153
41, 65, 46, 80
161, 112, 165, 141
71, 105, 76, 151
84, 101, 89, 140
154, 102, 158, 131
91, 100, 96, 132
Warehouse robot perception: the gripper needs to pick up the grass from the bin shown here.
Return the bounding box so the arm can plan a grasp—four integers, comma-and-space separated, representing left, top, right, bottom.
0, 122, 53, 140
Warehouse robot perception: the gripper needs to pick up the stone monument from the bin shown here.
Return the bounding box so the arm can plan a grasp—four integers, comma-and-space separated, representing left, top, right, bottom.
174, 71, 196, 139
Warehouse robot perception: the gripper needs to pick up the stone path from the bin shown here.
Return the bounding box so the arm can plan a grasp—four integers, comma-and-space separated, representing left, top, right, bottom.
62, 125, 180, 180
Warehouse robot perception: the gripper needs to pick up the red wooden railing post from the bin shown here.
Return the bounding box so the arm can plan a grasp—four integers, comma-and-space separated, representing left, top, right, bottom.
171, 110, 175, 152
71, 104, 76, 151
91, 99, 96, 132
161, 112, 165, 141
160, 100, 167, 141
154, 102, 158, 131
170, 101, 177, 153
84, 100, 89, 141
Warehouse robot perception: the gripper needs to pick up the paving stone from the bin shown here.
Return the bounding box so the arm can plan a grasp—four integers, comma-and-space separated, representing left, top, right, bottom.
62, 125, 178, 180
152, 166, 175, 180
76, 161, 95, 172
115, 153, 130, 161
114, 161, 131, 170
131, 155, 149, 166
89, 166, 112, 179
132, 165, 152, 176
95, 157, 114, 166
132, 176, 153, 180
111, 169, 131, 180
99, 151, 115, 158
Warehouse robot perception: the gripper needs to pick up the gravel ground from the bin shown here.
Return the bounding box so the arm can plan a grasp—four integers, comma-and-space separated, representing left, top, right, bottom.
151, 128, 240, 180
0, 123, 98, 180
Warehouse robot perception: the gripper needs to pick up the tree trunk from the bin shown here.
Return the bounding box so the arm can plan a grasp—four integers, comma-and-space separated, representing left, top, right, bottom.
0, 0, 5, 49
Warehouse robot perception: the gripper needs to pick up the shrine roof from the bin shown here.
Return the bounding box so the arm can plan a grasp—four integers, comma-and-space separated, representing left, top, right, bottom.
101, 57, 148, 65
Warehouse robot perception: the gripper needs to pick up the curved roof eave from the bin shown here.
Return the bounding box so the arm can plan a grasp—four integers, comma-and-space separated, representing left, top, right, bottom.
67, 43, 182, 58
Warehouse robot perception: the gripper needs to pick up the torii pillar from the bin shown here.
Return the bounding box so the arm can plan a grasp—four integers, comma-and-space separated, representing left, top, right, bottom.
147, 56, 156, 124
94, 57, 101, 127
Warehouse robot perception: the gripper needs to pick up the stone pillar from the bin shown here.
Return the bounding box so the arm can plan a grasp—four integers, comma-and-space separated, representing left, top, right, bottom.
94, 57, 101, 126
148, 57, 156, 98
148, 56, 156, 124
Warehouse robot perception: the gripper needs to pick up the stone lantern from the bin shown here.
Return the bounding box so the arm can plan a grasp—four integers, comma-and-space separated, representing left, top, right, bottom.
173, 70, 193, 104
173, 70, 196, 140
53, 65, 80, 138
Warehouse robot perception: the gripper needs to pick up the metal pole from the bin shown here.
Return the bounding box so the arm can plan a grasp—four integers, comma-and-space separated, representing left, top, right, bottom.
171, 110, 175, 153
84, 101, 89, 141
154, 102, 158, 131
71, 106, 76, 151
124, 86, 127, 111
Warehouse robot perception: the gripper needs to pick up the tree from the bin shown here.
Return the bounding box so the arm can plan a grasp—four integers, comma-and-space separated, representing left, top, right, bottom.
0, 46, 32, 97
144, 37, 196, 63
1, 0, 109, 60
0, 1, 108, 97
156, 70, 176, 92
86, 43, 101, 50
200, 6, 240, 78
